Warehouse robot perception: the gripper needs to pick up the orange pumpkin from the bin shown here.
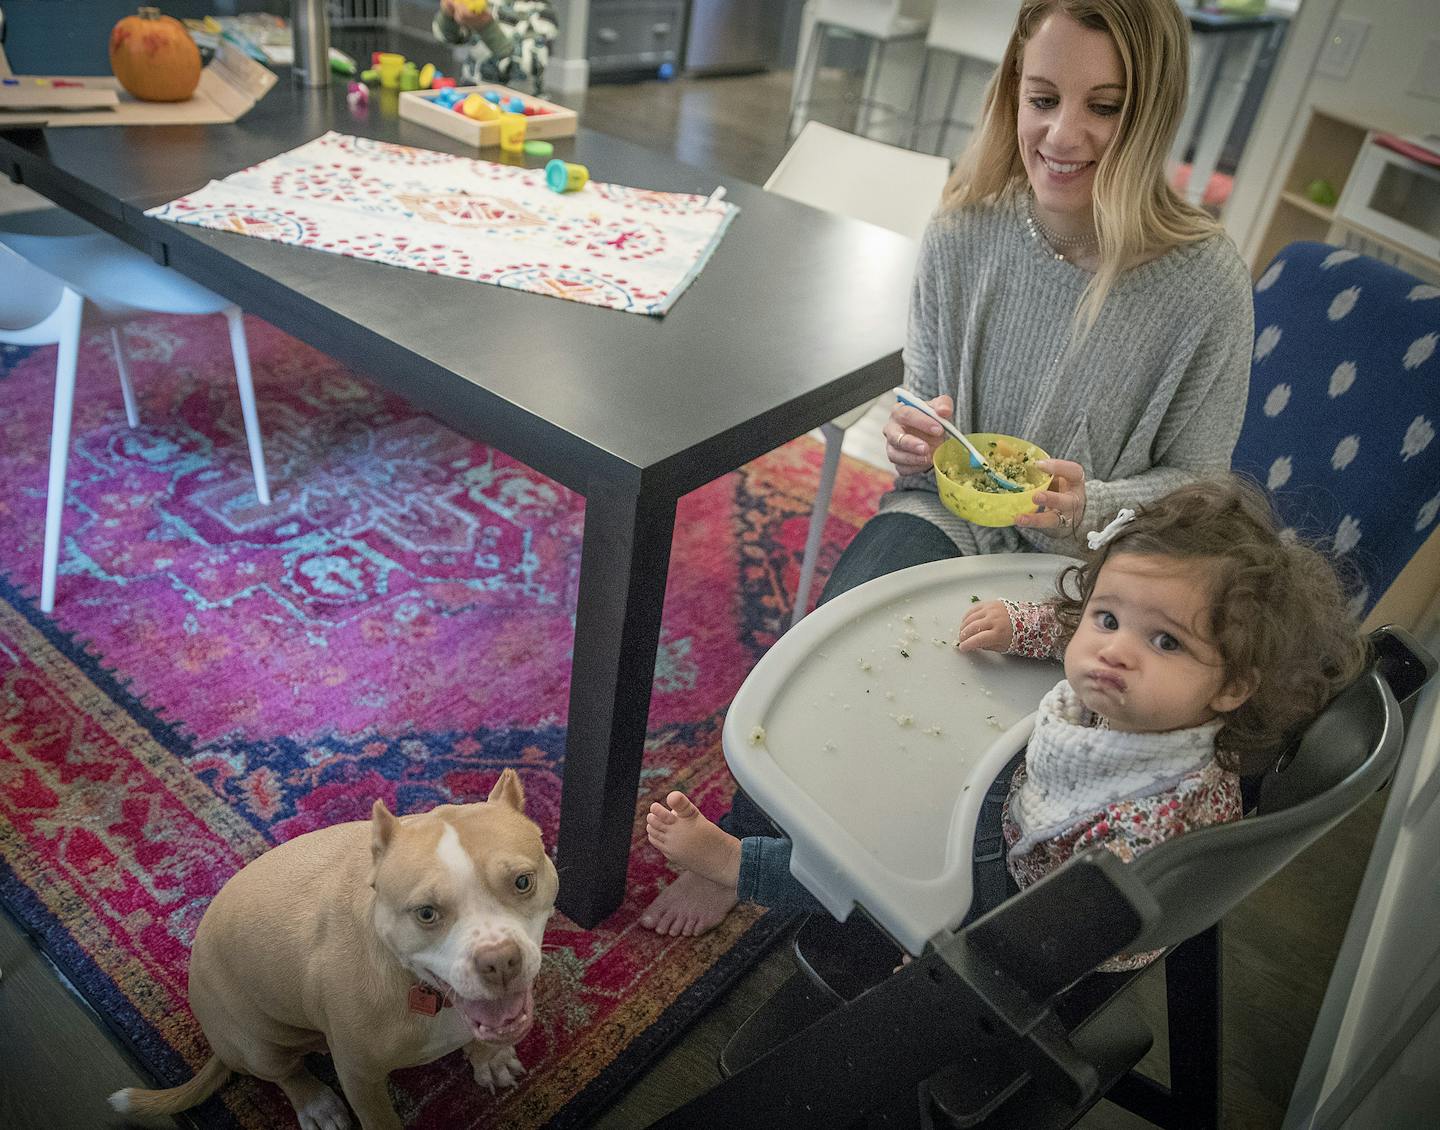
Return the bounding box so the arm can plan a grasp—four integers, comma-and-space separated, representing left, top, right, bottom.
109, 6, 202, 103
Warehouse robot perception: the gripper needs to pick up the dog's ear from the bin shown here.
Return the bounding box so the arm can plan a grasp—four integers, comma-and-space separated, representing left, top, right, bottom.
370, 799, 400, 881
487, 768, 525, 813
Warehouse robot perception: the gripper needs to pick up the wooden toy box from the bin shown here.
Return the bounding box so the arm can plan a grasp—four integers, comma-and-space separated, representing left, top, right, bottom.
398, 84, 578, 149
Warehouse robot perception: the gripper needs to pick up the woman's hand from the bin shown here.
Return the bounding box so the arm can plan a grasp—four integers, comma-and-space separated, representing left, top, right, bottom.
1015, 458, 1087, 533
884, 393, 954, 477
956, 600, 1013, 653
442, 0, 494, 30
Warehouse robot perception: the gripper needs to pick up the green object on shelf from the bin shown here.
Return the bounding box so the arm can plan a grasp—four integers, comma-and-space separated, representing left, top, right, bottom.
524, 140, 554, 157
1305, 179, 1339, 207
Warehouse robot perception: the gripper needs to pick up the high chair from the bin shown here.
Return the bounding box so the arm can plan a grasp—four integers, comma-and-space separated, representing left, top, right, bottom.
650, 619, 1435, 1128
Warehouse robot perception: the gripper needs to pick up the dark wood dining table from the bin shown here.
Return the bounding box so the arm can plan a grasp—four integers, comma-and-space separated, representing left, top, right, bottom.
0, 59, 914, 927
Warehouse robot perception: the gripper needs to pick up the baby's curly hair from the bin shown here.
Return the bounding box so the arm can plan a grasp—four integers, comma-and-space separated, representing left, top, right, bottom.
1052, 477, 1369, 774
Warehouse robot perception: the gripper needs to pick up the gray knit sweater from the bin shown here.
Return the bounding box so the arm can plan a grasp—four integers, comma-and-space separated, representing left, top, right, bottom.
879, 190, 1254, 555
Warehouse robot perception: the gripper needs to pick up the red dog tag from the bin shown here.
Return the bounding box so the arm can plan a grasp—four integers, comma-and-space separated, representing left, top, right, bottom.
408, 984, 445, 1016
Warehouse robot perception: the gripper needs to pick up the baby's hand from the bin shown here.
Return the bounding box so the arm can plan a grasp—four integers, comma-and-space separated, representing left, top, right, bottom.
956, 601, 1013, 653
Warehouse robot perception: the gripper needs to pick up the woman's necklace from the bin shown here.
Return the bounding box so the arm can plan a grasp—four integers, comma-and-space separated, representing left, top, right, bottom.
1024, 191, 1097, 261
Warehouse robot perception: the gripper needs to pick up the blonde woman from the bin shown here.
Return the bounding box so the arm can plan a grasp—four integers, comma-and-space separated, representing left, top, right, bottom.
642, 0, 1253, 939
873, 0, 1253, 569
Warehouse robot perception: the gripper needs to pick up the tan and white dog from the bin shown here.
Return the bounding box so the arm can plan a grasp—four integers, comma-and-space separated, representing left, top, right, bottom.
109, 770, 558, 1130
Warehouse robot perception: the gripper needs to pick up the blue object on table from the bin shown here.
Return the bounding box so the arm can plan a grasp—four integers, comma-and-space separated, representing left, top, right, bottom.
1233, 242, 1440, 617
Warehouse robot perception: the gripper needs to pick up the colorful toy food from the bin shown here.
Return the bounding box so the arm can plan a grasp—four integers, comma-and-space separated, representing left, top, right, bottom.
109, 6, 202, 103
545, 159, 589, 194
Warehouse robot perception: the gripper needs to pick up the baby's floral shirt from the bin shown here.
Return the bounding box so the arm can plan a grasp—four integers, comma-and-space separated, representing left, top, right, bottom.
1000, 760, 1241, 971
995, 600, 1242, 972
1001, 598, 1067, 661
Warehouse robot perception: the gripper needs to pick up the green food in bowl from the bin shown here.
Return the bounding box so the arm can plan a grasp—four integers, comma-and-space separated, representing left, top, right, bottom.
933, 434, 1052, 527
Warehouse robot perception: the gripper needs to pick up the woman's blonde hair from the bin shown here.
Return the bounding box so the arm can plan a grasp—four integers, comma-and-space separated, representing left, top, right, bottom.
941, 0, 1220, 337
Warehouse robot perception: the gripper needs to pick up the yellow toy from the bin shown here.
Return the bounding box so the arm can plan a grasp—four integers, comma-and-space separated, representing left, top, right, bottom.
461, 93, 500, 120
374, 52, 405, 89
461, 0, 489, 13
545, 159, 589, 194
499, 111, 527, 153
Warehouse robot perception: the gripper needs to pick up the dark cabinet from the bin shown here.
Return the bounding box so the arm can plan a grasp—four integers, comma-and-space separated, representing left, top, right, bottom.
587, 1, 687, 76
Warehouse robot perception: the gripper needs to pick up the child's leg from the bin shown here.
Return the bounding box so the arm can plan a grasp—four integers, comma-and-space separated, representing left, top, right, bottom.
642, 792, 741, 937
648, 791, 827, 911
639, 872, 736, 937
642, 793, 825, 935
646, 791, 743, 888
735, 834, 826, 913
963, 749, 1026, 925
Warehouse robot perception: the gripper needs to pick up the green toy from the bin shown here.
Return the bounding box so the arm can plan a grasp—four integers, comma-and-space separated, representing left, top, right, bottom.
1305, 179, 1339, 208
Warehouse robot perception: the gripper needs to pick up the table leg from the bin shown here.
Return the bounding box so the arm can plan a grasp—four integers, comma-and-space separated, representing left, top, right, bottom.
555, 483, 678, 927
1184, 30, 1265, 206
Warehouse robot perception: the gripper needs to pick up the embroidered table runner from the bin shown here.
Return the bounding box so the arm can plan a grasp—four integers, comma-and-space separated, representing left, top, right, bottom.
145, 131, 737, 316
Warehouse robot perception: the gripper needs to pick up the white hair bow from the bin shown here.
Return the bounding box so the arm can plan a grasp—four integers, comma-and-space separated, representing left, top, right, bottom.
1087, 508, 1136, 551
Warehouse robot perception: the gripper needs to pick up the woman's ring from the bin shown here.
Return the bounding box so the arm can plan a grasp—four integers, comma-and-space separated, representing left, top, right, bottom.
1058, 512, 1071, 529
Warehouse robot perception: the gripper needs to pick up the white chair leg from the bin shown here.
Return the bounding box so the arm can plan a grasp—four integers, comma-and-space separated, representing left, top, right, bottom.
789, 20, 826, 143
907, 46, 935, 150
41, 292, 86, 613
792, 420, 848, 628
223, 306, 271, 506
111, 325, 141, 428
858, 37, 883, 138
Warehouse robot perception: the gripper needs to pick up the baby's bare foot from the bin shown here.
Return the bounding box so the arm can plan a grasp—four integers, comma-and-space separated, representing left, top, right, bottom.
645, 791, 741, 889
638, 871, 738, 937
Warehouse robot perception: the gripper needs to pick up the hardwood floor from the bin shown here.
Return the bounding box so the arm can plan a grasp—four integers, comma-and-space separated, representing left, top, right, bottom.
0, 64, 1387, 1130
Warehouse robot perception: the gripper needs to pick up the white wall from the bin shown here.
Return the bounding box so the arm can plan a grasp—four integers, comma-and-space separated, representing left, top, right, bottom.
548, 0, 591, 94
1306, 0, 1439, 131
1226, 0, 1440, 261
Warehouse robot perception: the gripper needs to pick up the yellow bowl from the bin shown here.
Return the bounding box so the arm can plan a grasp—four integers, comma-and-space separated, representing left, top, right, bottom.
933, 433, 1052, 527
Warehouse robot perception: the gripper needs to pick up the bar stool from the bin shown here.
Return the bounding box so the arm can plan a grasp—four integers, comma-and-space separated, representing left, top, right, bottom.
909, 0, 1019, 155
788, 0, 936, 143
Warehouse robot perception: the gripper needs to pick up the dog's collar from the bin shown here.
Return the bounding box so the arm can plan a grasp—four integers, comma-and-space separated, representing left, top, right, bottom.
407, 983, 453, 1017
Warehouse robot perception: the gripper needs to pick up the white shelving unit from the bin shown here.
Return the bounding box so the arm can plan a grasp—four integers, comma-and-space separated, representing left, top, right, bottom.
1253, 107, 1440, 285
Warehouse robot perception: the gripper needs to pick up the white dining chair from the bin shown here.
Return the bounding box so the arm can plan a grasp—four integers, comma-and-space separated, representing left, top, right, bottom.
765, 122, 951, 625
909, 0, 1019, 155
788, 0, 937, 143
0, 210, 271, 613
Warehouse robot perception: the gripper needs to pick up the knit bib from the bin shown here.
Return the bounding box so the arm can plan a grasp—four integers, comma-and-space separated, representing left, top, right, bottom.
1007, 680, 1223, 856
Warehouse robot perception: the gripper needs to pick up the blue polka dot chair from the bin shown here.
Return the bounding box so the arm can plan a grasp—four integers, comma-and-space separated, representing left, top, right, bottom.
1234, 242, 1440, 618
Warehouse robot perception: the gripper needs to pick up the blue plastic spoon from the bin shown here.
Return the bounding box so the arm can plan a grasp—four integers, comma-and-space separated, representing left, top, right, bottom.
894, 389, 1025, 493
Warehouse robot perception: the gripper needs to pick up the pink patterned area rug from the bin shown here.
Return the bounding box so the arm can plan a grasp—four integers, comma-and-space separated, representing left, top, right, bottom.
0, 315, 890, 1127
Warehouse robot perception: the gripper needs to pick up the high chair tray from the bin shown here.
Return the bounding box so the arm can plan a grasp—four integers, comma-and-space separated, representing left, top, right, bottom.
723, 554, 1073, 955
